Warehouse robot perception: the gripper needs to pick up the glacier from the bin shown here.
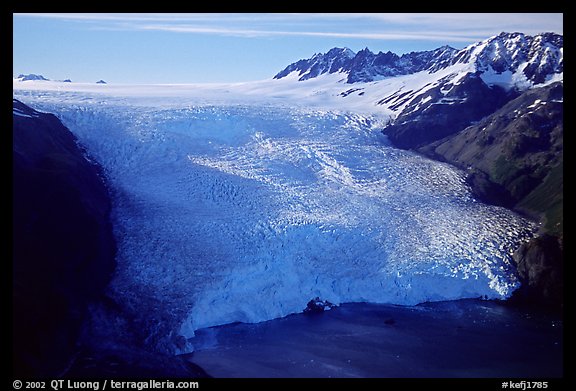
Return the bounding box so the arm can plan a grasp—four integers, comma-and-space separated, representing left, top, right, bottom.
13, 84, 535, 353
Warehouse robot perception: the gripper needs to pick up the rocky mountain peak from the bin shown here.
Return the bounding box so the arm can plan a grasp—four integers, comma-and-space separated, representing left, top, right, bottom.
274, 45, 461, 84
452, 32, 563, 85
16, 73, 49, 81
274, 32, 562, 87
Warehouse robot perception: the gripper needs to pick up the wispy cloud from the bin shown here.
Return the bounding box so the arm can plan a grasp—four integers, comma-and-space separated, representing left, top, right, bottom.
134, 23, 491, 42
13, 13, 563, 42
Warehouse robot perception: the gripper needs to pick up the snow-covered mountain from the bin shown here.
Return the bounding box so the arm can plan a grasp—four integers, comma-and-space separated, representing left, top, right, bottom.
274, 47, 356, 81
15, 73, 49, 81
274, 45, 459, 83
275, 32, 563, 87
273, 32, 563, 149
267, 33, 558, 151
451, 32, 563, 86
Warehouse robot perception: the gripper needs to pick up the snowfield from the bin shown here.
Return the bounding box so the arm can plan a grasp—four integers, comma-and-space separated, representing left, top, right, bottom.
14, 79, 535, 353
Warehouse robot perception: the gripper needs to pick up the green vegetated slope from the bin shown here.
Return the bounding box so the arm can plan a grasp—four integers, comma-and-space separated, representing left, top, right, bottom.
424, 82, 563, 236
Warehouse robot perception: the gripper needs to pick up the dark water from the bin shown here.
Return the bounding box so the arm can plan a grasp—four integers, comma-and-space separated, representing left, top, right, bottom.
185, 299, 563, 378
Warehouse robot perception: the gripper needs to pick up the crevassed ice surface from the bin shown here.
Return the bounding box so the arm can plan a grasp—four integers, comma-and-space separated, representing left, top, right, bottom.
14, 90, 535, 352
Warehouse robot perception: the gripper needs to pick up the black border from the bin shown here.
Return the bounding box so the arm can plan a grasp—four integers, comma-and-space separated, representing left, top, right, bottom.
8, 6, 569, 388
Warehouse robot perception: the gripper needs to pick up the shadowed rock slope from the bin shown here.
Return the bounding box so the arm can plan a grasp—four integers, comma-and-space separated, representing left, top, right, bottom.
13, 99, 117, 376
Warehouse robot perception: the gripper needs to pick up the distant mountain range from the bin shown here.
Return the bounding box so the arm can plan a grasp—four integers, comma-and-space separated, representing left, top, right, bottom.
275, 32, 562, 148
275, 32, 562, 86
14, 74, 108, 84
16, 73, 49, 81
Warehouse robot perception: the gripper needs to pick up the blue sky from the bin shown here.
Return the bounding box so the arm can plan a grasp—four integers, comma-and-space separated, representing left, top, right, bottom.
13, 13, 563, 84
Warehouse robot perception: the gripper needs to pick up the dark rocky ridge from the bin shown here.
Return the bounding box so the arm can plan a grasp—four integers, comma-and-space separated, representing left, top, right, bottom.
274, 32, 562, 87
511, 234, 563, 308
274, 45, 459, 83
13, 99, 117, 376
384, 74, 517, 149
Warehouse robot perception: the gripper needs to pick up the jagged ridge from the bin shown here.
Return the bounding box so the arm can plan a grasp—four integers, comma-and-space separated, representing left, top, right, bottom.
274, 45, 459, 83
274, 32, 563, 87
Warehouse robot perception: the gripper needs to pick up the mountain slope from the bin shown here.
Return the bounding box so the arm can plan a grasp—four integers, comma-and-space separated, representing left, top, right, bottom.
274, 32, 562, 150
381, 32, 562, 148
274, 32, 562, 88
13, 99, 117, 376
383, 73, 515, 148
274, 45, 459, 83
422, 82, 563, 227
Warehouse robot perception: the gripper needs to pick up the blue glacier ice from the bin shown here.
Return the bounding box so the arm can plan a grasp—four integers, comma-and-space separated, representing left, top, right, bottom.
13, 90, 535, 353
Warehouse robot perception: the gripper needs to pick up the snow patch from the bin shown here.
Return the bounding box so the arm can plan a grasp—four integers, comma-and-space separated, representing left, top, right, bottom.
13, 106, 40, 118
479, 65, 533, 91
544, 72, 563, 85
527, 99, 544, 109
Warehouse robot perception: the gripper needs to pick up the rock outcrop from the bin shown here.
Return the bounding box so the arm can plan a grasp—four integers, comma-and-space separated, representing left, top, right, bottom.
384, 74, 515, 149
304, 297, 336, 314
511, 234, 563, 308
16, 73, 49, 81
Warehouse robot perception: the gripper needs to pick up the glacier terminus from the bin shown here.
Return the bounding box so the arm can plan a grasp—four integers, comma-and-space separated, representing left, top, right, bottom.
14, 85, 535, 354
